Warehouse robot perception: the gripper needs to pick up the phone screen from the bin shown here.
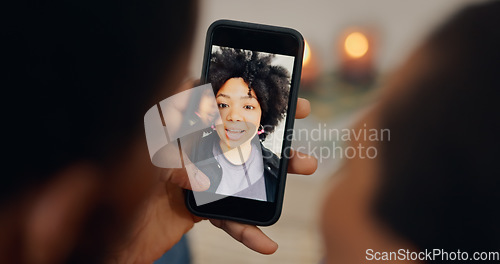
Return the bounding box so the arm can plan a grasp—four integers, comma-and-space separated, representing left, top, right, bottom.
185, 20, 303, 225
199, 45, 294, 202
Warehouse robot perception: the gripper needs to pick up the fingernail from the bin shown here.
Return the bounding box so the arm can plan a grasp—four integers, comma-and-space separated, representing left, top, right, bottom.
196, 173, 211, 190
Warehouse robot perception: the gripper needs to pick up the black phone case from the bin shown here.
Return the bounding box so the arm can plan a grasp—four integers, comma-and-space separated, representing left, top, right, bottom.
185, 19, 304, 226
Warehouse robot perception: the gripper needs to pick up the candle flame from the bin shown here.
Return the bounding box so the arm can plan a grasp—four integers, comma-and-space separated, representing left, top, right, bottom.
303, 40, 311, 66
344, 32, 369, 59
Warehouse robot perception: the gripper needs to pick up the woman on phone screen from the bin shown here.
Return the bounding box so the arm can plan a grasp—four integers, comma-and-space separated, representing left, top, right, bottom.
189, 47, 290, 202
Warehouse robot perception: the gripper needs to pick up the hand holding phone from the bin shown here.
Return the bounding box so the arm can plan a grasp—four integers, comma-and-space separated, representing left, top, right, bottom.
185, 20, 305, 225
142, 20, 316, 258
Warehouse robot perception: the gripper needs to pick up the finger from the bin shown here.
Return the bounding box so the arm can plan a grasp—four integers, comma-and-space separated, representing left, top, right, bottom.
295, 98, 311, 119
164, 167, 210, 192
287, 149, 317, 175
160, 168, 190, 188
160, 152, 211, 192
209, 219, 278, 255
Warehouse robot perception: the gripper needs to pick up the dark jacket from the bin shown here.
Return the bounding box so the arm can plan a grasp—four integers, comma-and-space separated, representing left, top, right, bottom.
186, 131, 279, 202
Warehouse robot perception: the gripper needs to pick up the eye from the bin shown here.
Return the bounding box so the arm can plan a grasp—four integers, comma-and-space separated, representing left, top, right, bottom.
244, 105, 255, 110
218, 103, 229, 108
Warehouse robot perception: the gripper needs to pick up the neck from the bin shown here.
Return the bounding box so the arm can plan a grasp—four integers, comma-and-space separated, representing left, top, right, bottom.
219, 140, 253, 165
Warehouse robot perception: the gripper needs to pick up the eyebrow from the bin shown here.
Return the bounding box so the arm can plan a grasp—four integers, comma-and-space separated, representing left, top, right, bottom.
216, 93, 258, 100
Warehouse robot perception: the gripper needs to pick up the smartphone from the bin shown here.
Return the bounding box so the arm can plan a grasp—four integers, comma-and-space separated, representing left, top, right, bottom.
184, 20, 304, 226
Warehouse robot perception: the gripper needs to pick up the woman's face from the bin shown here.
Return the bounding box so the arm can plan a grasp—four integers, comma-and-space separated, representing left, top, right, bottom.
215, 77, 262, 149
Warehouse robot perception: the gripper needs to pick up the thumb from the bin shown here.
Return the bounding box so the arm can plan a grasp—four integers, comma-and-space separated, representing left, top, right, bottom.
160, 155, 210, 192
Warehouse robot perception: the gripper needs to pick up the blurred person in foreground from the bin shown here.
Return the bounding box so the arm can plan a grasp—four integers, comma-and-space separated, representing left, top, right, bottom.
2, 1, 316, 263
321, 1, 500, 263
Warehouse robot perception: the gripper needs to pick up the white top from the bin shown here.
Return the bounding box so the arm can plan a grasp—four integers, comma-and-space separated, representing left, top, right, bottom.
213, 138, 266, 201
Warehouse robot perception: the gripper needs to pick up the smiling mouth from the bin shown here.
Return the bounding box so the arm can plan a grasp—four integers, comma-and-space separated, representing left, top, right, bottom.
225, 128, 246, 141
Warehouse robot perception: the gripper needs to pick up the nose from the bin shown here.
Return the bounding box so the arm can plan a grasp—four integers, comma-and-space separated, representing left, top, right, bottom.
226, 106, 243, 122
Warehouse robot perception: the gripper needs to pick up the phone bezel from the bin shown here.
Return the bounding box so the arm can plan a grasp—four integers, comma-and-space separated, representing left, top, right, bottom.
185, 19, 304, 226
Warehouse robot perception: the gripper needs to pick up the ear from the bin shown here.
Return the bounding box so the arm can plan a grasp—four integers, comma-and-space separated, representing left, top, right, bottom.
24, 163, 101, 264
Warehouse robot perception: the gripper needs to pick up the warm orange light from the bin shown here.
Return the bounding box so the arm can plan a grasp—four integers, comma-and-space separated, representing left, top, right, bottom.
344, 32, 369, 58
303, 40, 311, 66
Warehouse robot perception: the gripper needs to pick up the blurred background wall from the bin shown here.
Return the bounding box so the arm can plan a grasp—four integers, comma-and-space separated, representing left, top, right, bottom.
189, 0, 482, 76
